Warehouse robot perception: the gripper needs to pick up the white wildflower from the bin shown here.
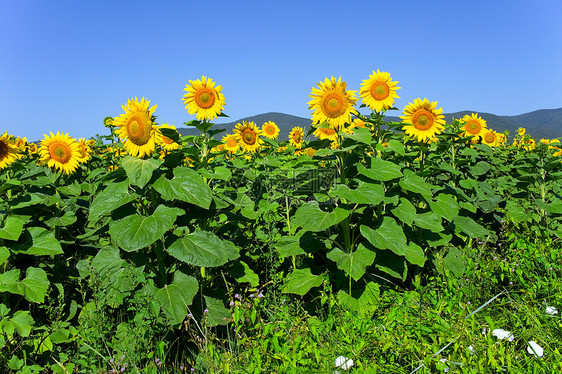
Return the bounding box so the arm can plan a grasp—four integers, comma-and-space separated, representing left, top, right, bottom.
492, 329, 514, 341
335, 356, 354, 370
546, 306, 558, 315
467, 345, 474, 354
527, 341, 544, 357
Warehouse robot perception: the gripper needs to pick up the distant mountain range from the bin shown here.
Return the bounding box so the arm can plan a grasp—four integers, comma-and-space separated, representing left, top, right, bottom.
177, 108, 562, 141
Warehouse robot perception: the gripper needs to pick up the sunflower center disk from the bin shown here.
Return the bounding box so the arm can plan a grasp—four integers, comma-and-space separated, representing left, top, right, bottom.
413, 110, 434, 131
322, 93, 345, 118
485, 134, 495, 143
266, 126, 275, 135
162, 136, 173, 144
227, 138, 238, 147
293, 133, 302, 143
0, 141, 8, 158
466, 121, 481, 134
243, 130, 256, 145
127, 115, 152, 145
51, 143, 71, 163
196, 90, 215, 109
370, 82, 390, 100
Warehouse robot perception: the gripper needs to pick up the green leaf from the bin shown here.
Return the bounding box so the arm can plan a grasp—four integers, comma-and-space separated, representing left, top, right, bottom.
204, 296, 231, 326
337, 282, 380, 315
229, 261, 259, 286
121, 156, 162, 188
155, 271, 198, 325
404, 242, 426, 267
357, 158, 403, 181
275, 231, 324, 258
44, 211, 77, 228
282, 268, 324, 295
386, 139, 405, 156
399, 169, 433, 198
292, 201, 350, 232
0, 310, 34, 337
443, 247, 466, 277
360, 217, 408, 256
470, 161, 491, 176
454, 215, 489, 238
504, 201, 530, 223
20, 267, 49, 303
91, 246, 126, 277
0, 246, 9, 263
56, 181, 82, 197
109, 205, 177, 252
11, 227, 63, 256
89, 180, 137, 223
342, 126, 372, 144
153, 167, 212, 209
0, 216, 24, 241
167, 230, 239, 267
330, 182, 384, 205
326, 243, 376, 281
414, 212, 444, 233
392, 198, 416, 226
0, 269, 21, 295
430, 194, 459, 221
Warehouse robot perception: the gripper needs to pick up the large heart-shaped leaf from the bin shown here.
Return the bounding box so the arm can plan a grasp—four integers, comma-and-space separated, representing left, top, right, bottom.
0, 216, 24, 241
11, 227, 63, 256
337, 282, 380, 315
430, 194, 459, 221
454, 215, 489, 238
399, 169, 433, 198
330, 182, 384, 205
292, 202, 350, 232
167, 230, 239, 267
326, 243, 376, 281
89, 180, 137, 223
204, 296, 231, 326
282, 268, 324, 295
121, 156, 162, 188
357, 158, 403, 181
20, 267, 49, 303
155, 271, 198, 325
153, 167, 212, 209
360, 217, 408, 256
109, 205, 177, 252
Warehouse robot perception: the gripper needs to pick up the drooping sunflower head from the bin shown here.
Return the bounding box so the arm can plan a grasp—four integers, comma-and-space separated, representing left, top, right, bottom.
400, 98, 446, 142
481, 130, 499, 147
308, 76, 358, 128
76, 138, 93, 163
359, 69, 401, 112
103, 116, 115, 127
182, 76, 226, 121
289, 127, 305, 149
39, 132, 81, 174
155, 124, 180, 152
234, 121, 263, 153
222, 133, 240, 153
0, 132, 22, 170
313, 126, 338, 141
460, 113, 487, 139
261, 121, 280, 139
114, 97, 158, 158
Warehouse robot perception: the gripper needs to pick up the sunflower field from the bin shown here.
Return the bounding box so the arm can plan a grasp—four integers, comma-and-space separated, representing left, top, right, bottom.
1, 72, 561, 373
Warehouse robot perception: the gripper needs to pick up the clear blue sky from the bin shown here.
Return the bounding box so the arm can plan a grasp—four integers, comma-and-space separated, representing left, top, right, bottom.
2, 0, 561, 141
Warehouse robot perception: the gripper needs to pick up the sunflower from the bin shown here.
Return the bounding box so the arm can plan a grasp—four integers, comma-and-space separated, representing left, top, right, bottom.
289, 127, 305, 149
359, 70, 401, 112
76, 138, 93, 163
39, 132, 81, 174
155, 124, 180, 152
222, 134, 240, 153
460, 113, 487, 139
308, 76, 358, 128
400, 98, 446, 142
182, 76, 225, 121
481, 130, 499, 147
103, 116, 114, 127
234, 121, 263, 153
0, 132, 22, 170
261, 121, 280, 139
114, 97, 158, 158
313, 126, 338, 141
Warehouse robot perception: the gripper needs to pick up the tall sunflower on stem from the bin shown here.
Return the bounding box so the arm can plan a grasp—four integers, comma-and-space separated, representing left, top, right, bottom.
0, 132, 22, 170
182, 76, 226, 121
39, 132, 81, 174
113, 97, 158, 158
308, 76, 357, 129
